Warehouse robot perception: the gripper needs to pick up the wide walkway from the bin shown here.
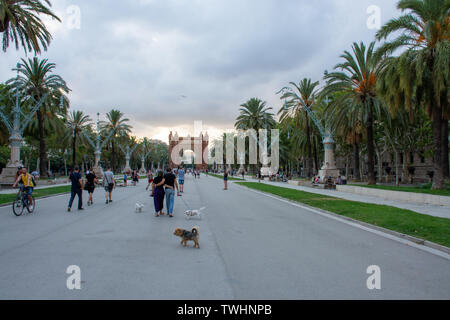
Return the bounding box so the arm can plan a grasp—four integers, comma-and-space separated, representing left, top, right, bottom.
0, 174, 448, 299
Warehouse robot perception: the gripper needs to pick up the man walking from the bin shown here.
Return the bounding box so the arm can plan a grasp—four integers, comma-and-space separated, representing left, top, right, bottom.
163, 167, 179, 218
68, 166, 84, 212
178, 166, 185, 193
103, 166, 115, 204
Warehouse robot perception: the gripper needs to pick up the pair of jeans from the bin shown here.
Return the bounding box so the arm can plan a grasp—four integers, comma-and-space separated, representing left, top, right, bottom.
68, 189, 83, 209
165, 188, 175, 214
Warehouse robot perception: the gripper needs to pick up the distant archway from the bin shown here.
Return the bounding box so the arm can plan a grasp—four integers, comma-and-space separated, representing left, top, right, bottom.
168, 131, 209, 170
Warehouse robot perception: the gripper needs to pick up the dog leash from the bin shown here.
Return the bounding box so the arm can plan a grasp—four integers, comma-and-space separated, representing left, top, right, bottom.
179, 194, 192, 211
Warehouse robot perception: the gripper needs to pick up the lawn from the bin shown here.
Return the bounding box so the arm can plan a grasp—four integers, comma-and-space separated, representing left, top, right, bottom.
236, 182, 450, 248
350, 183, 450, 197
0, 185, 71, 205
209, 173, 244, 181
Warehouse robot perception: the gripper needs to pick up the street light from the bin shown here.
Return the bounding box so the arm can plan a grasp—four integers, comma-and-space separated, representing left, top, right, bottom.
0, 64, 49, 184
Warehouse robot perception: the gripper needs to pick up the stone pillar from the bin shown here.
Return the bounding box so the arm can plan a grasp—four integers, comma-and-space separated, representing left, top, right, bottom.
123, 154, 132, 174
0, 135, 24, 185
139, 157, 146, 175
93, 149, 103, 178
318, 136, 340, 181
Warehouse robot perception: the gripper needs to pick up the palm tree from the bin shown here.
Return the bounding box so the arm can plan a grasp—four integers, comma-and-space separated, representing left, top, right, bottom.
325, 93, 364, 181
279, 79, 320, 178
65, 110, 92, 167
101, 109, 132, 172
323, 42, 383, 185
7, 57, 69, 177
376, 0, 449, 189
235, 98, 276, 173
0, 0, 60, 53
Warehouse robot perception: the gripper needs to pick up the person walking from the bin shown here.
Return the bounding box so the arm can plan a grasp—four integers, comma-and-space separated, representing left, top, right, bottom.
146, 170, 154, 192
85, 168, 98, 206
163, 167, 179, 218
178, 166, 185, 193
68, 166, 84, 212
123, 173, 127, 187
152, 169, 165, 216
103, 166, 115, 204
133, 170, 139, 185
224, 170, 229, 190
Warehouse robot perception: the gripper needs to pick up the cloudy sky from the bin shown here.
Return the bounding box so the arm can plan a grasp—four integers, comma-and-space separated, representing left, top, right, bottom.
1, 0, 399, 143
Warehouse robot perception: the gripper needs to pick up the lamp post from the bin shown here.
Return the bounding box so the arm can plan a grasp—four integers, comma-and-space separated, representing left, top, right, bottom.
0, 64, 49, 185
277, 87, 339, 182
139, 146, 152, 175
81, 113, 116, 178
118, 143, 139, 174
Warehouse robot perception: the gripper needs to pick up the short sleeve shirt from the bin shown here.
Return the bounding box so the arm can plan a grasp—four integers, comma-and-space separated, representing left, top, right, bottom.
70, 172, 82, 190
164, 173, 176, 188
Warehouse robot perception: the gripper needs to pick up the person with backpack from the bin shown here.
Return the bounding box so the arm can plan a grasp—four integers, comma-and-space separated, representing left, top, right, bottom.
85, 168, 98, 206
67, 166, 84, 212
103, 166, 115, 204
13, 167, 36, 207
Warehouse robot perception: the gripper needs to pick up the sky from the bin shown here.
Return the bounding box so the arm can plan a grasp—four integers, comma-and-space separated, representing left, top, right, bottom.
0, 0, 399, 143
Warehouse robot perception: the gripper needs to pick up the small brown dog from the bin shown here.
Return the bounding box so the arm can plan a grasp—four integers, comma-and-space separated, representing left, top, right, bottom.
173, 227, 200, 248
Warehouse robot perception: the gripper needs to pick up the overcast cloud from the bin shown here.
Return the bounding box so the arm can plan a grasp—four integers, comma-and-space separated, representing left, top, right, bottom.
0, 0, 399, 142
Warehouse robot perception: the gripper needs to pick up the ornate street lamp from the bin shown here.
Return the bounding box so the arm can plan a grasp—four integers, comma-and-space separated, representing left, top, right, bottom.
0, 64, 49, 185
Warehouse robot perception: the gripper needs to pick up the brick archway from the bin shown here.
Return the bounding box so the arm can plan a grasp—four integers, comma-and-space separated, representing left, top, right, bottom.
168, 131, 209, 170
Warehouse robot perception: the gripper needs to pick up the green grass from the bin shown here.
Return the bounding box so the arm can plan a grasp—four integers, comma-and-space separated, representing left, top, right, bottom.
350, 183, 450, 197
236, 182, 450, 247
0, 185, 71, 205
209, 173, 244, 181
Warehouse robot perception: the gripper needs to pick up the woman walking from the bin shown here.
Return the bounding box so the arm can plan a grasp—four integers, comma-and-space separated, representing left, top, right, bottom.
152, 170, 165, 217
85, 168, 98, 206
224, 170, 228, 190
146, 170, 154, 193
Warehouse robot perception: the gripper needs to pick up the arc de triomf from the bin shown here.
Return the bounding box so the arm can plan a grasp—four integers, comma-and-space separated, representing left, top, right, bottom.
168, 131, 209, 170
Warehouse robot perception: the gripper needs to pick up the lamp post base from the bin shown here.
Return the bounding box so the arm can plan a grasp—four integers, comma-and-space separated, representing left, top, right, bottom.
318, 168, 340, 182
0, 165, 21, 186
93, 166, 104, 179
122, 166, 132, 174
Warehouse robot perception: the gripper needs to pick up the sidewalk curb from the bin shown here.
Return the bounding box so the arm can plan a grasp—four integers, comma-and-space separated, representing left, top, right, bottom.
0, 192, 70, 208
234, 182, 450, 256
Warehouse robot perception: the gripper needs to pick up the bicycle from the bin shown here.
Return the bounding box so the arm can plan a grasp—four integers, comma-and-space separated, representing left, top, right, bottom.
12, 187, 36, 216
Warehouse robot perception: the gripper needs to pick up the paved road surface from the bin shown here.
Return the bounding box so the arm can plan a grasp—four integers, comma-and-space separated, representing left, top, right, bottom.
0, 174, 448, 299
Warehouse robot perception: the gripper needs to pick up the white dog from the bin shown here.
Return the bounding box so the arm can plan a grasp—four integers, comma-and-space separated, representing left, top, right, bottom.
184, 207, 206, 220
135, 202, 145, 213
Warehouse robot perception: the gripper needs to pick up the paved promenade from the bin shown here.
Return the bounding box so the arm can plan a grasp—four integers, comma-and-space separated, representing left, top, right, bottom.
0, 174, 448, 299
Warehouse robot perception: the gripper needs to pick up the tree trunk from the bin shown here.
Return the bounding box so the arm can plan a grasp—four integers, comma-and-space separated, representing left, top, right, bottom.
442, 119, 449, 178
432, 104, 445, 189
402, 151, 408, 185
366, 101, 376, 185
72, 131, 77, 166
111, 140, 116, 172
36, 109, 48, 178
395, 151, 399, 186
375, 149, 382, 183
305, 112, 313, 178
313, 139, 319, 175
345, 153, 350, 178
353, 142, 360, 181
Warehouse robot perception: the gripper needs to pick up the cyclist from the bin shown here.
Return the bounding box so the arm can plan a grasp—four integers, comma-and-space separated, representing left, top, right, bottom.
12, 167, 35, 206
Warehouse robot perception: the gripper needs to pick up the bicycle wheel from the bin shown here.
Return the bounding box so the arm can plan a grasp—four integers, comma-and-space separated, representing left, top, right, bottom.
12, 197, 24, 216
26, 195, 36, 213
